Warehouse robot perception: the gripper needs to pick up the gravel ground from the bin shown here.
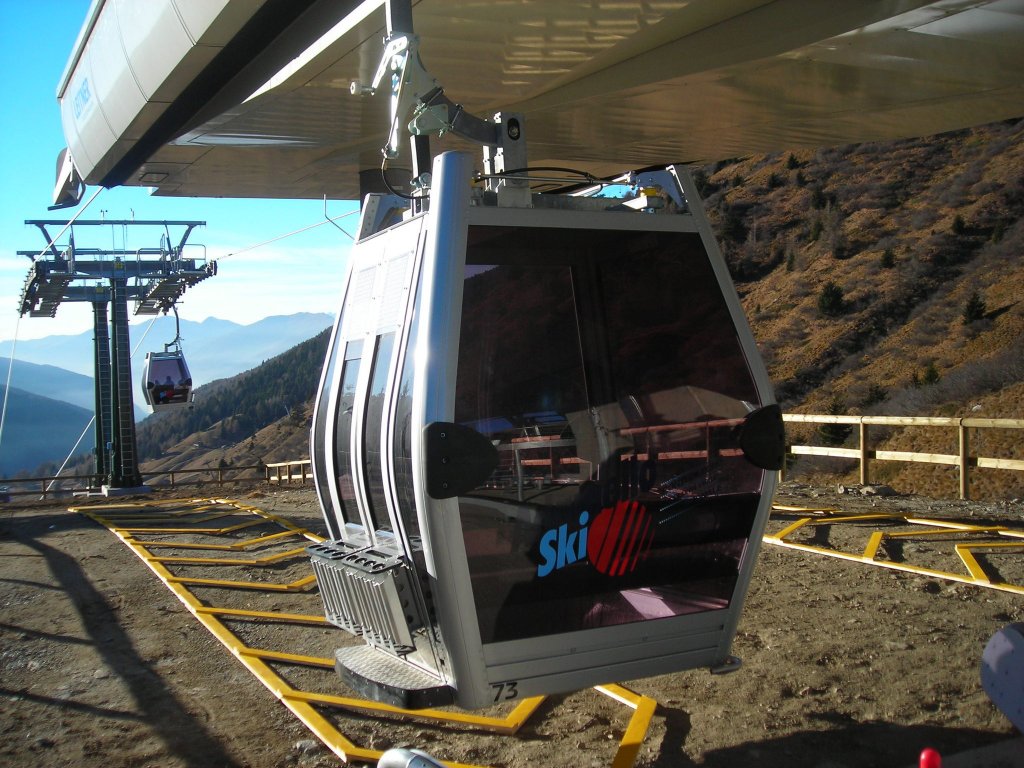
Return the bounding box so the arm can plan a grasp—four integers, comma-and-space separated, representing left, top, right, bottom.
0, 482, 1021, 768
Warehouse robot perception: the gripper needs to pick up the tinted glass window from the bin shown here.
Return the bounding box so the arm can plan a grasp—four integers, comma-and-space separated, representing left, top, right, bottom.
364, 333, 396, 533
334, 340, 363, 525
393, 282, 423, 539
454, 225, 763, 644
314, 330, 342, 535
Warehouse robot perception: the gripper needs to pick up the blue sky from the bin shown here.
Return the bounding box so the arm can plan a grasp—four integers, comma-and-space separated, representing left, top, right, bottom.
0, 1, 357, 342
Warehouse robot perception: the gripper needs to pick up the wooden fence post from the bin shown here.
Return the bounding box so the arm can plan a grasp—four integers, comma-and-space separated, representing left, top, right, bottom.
859, 421, 869, 485
958, 420, 969, 501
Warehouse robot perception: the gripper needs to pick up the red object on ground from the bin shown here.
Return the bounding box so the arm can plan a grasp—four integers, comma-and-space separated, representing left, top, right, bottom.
919, 747, 942, 768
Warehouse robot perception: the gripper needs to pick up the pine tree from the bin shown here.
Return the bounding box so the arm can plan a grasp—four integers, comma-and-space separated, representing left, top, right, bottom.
818, 396, 852, 446
962, 291, 987, 324
817, 281, 845, 317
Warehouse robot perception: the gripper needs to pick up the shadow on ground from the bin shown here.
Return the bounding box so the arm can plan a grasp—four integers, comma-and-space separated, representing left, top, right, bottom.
5, 510, 244, 768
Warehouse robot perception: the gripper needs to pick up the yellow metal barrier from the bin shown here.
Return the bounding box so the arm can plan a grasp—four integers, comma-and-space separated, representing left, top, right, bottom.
71, 497, 656, 768
766, 504, 1024, 595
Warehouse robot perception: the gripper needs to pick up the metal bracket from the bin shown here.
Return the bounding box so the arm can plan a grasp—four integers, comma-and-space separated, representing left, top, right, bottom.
50, 148, 84, 210
356, 33, 441, 160
352, 32, 506, 162
351, 10, 530, 204
482, 112, 529, 206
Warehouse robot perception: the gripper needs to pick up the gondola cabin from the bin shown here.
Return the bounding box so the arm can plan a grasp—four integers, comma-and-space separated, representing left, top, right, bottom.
309, 151, 784, 710
142, 350, 193, 410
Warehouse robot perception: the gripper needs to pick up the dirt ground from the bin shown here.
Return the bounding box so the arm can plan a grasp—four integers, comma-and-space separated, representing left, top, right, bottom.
1, 482, 1022, 768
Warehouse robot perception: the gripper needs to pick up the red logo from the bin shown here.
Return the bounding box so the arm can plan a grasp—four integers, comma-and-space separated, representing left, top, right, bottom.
586, 499, 654, 576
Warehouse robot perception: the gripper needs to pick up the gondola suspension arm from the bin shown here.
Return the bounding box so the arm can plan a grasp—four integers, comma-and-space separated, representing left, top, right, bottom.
166, 305, 183, 354
350, 0, 528, 205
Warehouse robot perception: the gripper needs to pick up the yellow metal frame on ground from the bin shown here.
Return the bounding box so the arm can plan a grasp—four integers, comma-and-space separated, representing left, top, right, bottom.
71, 498, 656, 768
766, 504, 1024, 595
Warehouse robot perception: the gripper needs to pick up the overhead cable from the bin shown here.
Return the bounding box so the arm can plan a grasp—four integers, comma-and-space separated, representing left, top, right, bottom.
30, 185, 105, 260
219, 209, 358, 261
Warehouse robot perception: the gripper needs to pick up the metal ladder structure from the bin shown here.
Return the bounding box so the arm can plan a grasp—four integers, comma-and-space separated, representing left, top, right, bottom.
91, 302, 113, 480
109, 276, 143, 488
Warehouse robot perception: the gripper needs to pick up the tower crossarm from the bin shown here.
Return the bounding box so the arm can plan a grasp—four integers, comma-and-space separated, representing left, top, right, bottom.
134, 260, 217, 315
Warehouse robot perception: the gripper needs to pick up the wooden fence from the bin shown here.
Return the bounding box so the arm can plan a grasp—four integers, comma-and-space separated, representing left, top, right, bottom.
4, 415, 1023, 502
1, 464, 270, 501
783, 414, 1024, 500
265, 459, 312, 484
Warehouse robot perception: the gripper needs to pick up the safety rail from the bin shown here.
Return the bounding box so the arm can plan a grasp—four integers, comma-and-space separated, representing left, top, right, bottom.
0, 464, 267, 501
783, 414, 1024, 500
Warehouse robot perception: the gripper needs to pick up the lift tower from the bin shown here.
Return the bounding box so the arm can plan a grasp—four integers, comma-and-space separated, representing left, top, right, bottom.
17, 219, 215, 493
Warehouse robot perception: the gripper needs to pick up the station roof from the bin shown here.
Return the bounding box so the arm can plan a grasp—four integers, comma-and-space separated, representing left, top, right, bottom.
59, 0, 1024, 200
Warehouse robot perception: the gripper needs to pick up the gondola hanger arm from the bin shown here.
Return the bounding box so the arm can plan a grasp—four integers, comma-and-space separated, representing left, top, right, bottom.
351, 0, 528, 205
351, 32, 500, 160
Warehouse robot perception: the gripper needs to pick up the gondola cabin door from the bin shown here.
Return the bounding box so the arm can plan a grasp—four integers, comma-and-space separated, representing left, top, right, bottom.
309, 151, 783, 710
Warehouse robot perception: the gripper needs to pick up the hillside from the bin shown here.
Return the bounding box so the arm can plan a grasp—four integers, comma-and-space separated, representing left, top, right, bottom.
1, 359, 147, 422
0, 388, 93, 476
4, 359, 100, 412
699, 117, 1024, 497
121, 118, 1024, 499
135, 328, 330, 468
700, 117, 1024, 412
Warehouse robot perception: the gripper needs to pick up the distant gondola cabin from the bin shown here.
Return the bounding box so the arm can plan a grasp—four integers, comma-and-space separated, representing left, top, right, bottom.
142, 351, 192, 410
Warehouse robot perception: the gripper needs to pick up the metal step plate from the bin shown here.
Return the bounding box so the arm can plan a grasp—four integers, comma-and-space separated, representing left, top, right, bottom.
335, 645, 455, 710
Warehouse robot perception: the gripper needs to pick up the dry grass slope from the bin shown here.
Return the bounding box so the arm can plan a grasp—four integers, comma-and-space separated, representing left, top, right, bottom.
701, 118, 1024, 499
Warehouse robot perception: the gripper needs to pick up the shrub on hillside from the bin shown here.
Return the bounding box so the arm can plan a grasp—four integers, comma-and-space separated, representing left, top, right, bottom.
869, 341, 1024, 417
962, 291, 987, 324
860, 383, 888, 407
817, 281, 845, 317
818, 395, 853, 446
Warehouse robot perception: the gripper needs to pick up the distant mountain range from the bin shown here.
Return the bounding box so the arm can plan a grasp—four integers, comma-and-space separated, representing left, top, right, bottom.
0, 312, 333, 476
2, 359, 147, 421
0, 312, 333, 386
